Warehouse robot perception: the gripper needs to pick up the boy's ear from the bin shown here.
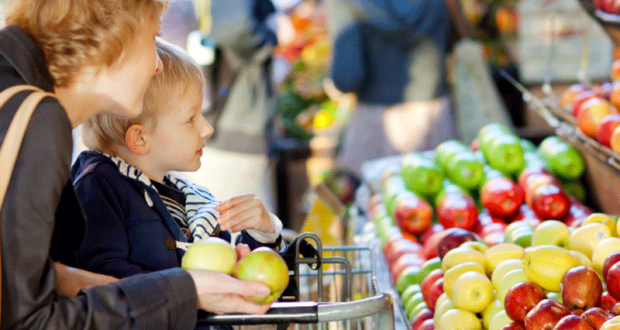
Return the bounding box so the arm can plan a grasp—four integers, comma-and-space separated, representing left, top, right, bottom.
125, 124, 150, 155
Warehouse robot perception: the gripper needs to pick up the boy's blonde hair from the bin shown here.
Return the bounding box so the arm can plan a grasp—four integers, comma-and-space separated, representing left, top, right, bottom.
5, 0, 169, 87
82, 39, 205, 153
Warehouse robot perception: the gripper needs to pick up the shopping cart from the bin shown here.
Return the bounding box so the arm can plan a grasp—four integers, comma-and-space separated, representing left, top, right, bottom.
196, 232, 401, 330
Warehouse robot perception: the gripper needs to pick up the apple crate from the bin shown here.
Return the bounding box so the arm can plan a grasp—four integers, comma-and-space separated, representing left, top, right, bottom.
196, 232, 404, 329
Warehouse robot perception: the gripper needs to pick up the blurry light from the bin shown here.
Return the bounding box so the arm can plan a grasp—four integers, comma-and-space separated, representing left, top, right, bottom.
186, 30, 215, 66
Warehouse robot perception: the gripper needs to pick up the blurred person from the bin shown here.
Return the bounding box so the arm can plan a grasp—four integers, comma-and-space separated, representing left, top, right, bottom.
328, 0, 458, 175
0, 0, 273, 328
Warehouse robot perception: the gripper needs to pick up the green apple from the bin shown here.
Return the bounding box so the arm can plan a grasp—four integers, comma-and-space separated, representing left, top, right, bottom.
181, 237, 236, 274
562, 180, 587, 203
531, 220, 570, 248
505, 226, 533, 248
503, 220, 534, 241
404, 291, 425, 319
437, 308, 482, 330
401, 152, 444, 198
445, 151, 485, 190
452, 271, 494, 313
488, 309, 512, 330
400, 284, 421, 307
381, 175, 407, 215
234, 247, 290, 304
481, 133, 525, 176
418, 257, 441, 284
491, 258, 524, 290
522, 245, 579, 292
407, 301, 428, 322
537, 136, 585, 180
569, 223, 612, 259
520, 138, 537, 153
496, 268, 529, 304
395, 265, 421, 294
435, 140, 469, 170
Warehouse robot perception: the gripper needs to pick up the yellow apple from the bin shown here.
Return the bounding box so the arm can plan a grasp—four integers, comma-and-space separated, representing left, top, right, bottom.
569, 223, 612, 259
531, 220, 570, 249
441, 247, 487, 273
483, 243, 524, 276
181, 237, 237, 274
569, 250, 593, 268
592, 237, 620, 275
581, 213, 617, 237
460, 241, 489, 254
523, 245, 580, 292
488, 309, 512, 330
601, 315, 620, 330
437, 308, 482, 330
452, 271, 495, 313
496, 268, 529, 304
481, 299, 504, 330
443, 261, 486, 298
434, 293, 455, 325
491, 258, 524, 290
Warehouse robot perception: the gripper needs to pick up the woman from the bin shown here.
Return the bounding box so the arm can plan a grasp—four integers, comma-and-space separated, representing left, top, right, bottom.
0, 0, 271, 329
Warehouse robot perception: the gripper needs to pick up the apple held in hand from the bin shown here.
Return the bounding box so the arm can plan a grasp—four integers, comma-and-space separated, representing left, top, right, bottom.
561, 266, 603, 311
480, 176, 524, 218
181, 237, 237, 274
234, 247, 289, 304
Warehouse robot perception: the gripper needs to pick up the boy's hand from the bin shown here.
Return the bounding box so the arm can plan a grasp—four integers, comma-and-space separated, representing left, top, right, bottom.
215, 194, 274, 233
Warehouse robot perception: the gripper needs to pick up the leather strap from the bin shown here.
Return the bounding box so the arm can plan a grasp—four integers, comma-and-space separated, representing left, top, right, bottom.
0, 85, 56, 325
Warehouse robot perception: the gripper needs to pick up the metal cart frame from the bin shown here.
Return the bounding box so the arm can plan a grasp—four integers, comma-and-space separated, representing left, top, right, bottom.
196, 233, 396, 330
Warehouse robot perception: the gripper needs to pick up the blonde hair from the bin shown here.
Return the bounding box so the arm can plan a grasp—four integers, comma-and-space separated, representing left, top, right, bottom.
5, 0, 169, 87
82, 39, 205, 152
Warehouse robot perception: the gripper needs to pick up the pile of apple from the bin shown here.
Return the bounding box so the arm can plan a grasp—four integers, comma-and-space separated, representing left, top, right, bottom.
558, 59, 620, 153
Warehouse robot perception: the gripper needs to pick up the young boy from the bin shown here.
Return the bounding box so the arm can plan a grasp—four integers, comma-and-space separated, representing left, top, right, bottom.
71, 39, 286, 279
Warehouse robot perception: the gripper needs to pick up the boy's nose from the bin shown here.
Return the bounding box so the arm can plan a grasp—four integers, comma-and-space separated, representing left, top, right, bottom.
200, 116, 214, 138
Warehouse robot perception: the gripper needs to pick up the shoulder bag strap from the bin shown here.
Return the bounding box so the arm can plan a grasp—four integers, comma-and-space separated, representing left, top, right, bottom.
0, 85, 56, 325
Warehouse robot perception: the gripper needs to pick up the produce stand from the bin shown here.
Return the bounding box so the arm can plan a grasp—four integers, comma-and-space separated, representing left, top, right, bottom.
196, 232, 407, 329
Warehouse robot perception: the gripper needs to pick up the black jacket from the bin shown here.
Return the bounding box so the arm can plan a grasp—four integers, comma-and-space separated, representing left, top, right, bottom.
0, 25, 198, 329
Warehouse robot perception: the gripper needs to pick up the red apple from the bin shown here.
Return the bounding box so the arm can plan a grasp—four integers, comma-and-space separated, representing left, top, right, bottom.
421, 229, 447, 259
605, 262, 620, 300
481, 177, 525, 217
426, 277, 444, 311
505, 281, 547, 322
560, 84, 589, 111
553, 314, 596, 330
418, 318, 435, 330
390, 253, 425, 284
436, 192, 479, 231
420, 223, 445, 245
577, 98, 616, 138
572, 92, 601, 118
524, 299, 570, 330
518, 167, 554, 192
596, 114, 620, 148
561, 266, 603, 310
603, 253, 620, 281
383, 237, 423, 265
600, 291, 619, 312
500, 322, 526, 330
420, 268, 443, 307
564, 201, 593, 227
393, 192, 433, 235
410, 308, 434, 329
610, 301, 620, 315
582, 307, 614, 329
529, 183, 571, 220
435, 227, 480, 259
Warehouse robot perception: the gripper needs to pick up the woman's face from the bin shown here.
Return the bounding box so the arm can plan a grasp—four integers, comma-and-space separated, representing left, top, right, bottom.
92, 21, 163, 119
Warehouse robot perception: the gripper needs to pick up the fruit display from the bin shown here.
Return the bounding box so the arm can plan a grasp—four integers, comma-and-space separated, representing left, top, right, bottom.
360, 122, 620, 329
181, 237, 289, 305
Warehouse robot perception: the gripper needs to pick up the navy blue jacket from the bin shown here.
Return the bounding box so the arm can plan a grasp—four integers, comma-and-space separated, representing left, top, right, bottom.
328, 0, 450, 104
71, 151, 283, 278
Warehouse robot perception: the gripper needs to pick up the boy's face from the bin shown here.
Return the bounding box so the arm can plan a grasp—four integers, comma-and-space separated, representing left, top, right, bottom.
145, 82, 213, 178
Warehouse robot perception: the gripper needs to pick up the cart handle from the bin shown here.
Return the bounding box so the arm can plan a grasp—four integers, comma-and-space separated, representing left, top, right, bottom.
196, 293, 394, 327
